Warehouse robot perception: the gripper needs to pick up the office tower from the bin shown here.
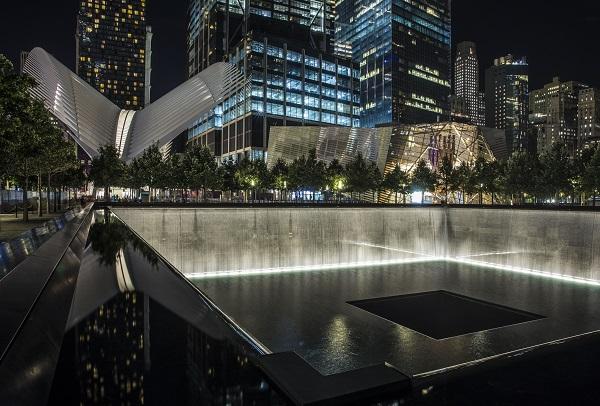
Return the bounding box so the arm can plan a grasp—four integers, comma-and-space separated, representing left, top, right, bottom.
186, 0, 359, 161
485, 55, 529, 154
529, 77, 588, 156
187, 0, 335, 76
453, 41, 484, 125
578, 88, 600, 149
76, 0, 152, 109
336, 0, 451, 127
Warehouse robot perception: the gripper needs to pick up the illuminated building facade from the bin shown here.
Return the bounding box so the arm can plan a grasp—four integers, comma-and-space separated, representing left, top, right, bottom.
578, 88, 600, 149
267, 122, 498, 202
186, 0, 358, 160
76, 0, 152, 109
453, 41, 484, 126
187, 0, 335, 76
335, 0, 451, 127
484, 54, 529, 154
530, 77, 588, 156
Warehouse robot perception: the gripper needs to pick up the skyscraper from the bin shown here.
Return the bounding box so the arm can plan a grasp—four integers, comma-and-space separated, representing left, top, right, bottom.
453, 41, 484, 126
529, 77, 587, 156
578, 88, 600, 149
76, 0, 152, 109
186, 0, 335, 76
186, 0, 359, 160
336, 0, 451, 127
485, 55, 529, 154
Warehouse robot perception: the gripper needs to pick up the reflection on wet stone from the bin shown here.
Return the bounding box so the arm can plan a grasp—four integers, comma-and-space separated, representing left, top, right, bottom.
47, 211, 289, 405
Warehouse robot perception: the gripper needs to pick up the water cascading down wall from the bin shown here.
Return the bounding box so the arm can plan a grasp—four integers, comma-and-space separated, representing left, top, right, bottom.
112, 207, 600, 281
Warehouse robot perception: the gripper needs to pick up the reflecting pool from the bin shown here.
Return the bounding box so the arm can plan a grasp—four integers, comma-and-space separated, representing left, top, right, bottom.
20, 208, 600, 405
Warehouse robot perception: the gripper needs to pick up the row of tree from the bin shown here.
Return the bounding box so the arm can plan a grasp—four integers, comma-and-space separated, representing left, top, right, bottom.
0, 55, 86, 221
90, 139, 600, 205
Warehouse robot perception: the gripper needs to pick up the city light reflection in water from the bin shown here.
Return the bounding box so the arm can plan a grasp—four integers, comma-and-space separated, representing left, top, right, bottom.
47, 211, 289, 405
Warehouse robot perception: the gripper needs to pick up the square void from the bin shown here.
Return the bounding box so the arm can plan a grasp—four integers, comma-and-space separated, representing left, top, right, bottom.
349, 291, 544, 340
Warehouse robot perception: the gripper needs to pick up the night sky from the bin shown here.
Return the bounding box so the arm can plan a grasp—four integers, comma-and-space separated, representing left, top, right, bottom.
1, 0, 599, 99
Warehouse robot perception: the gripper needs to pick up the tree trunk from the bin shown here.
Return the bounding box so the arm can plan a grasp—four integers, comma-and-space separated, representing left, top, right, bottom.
395, 193, 397, 204
403, 193, 406, 204
37, 173, 42, 217
23, 166, 29, 222
421, 191, 425, 205
47, 174, 52, 213
491, 192, 495, 205
105, 185, 110, 202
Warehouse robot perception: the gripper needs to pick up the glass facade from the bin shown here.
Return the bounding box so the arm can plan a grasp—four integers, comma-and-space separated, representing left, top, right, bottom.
186, 0, 359, 160
76, 0, 151, 109
336, 0, 451, 127
188, 39, 360, 160
485, 55, 529, 154
187, 0, 335, 76
267, 122, 495, 202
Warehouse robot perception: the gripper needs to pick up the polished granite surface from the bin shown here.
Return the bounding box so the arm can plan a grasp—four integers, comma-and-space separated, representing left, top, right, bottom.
193, 261, 600, 377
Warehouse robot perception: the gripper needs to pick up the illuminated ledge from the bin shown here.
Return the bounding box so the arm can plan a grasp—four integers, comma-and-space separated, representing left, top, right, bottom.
187, 257, 600, 287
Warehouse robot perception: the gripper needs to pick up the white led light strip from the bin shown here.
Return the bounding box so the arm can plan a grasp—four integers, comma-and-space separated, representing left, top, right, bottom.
187, 248, 600, 287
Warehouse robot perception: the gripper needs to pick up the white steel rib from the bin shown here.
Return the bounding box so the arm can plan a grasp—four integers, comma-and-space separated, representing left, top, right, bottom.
23, 47, 246, 161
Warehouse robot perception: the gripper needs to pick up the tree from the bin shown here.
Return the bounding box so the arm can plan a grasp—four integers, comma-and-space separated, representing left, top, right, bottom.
383, 164, 410, 204
287, 155, 308, 197
326, 159, 346, 202
56, 164, 87, 202
183, 144, 219, 202
235, 157, 272, 201
35, 132, 78, 214
410, 160, 437, 204
137, 143, 165, 201
13, 100, 60, 220
438, 155, 455, 203
123, 157, 145, 201
0, 55, 37, 192
480, 159, 501, 205
219, 157, 239, 198
367, 161, 383, 202
165, 153, 186, 201
539, 143, 574, 203
285, 149, 325, 200
503, 151, 540, 204
345, 153, 371, 201
270, 158, 289, 200
573, 146, 597, 204
582, 147, 600, 206
303, 149, 326, 198
89, 145, 125, 202
471, 156, 489, 205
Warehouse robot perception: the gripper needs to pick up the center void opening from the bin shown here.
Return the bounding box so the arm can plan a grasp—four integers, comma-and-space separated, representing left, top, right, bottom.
349, 290, 545, 340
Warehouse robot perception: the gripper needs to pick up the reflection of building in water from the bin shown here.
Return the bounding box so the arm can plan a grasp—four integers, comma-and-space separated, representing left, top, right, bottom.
186, 327, 286, 404
76, 292, 146, 405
